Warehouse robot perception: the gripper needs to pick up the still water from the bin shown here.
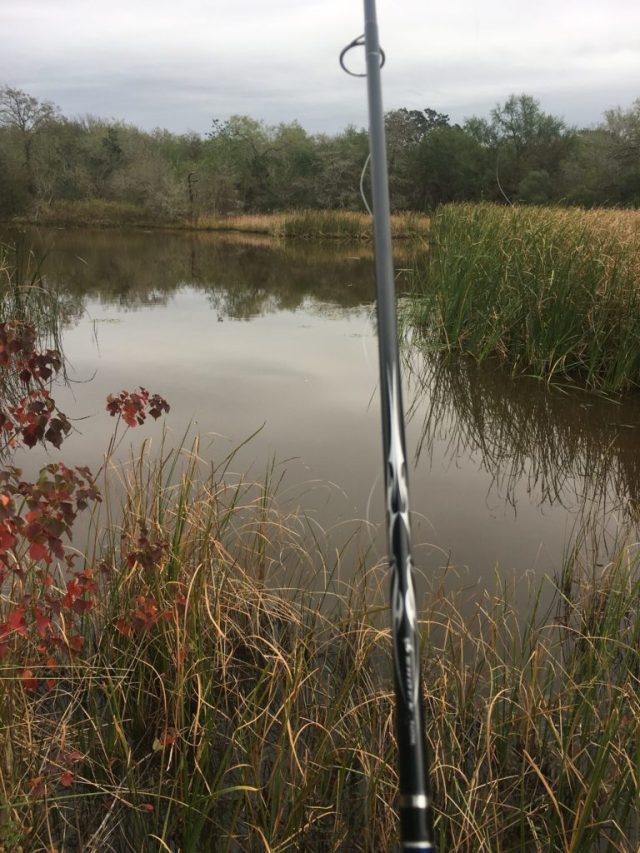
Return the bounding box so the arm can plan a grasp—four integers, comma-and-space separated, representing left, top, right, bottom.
6, 226, 640, 608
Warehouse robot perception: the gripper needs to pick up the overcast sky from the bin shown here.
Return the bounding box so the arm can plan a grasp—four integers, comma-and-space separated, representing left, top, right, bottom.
1, 0, 639, 135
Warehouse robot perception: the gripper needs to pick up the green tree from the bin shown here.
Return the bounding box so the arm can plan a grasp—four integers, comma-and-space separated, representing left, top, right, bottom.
0, 145, 29, 214
34, 118, 93, 202
601, 99, 640, 204
314, 126, 370, 210
201, 116, 275, 212
488, 94, 574, 202
411, 124, 489, 208
557, 129, 612, 205
384, 108, 452, 208
151, 130, 203, 218
269, 122, 320, 208
517, 169, 553, 204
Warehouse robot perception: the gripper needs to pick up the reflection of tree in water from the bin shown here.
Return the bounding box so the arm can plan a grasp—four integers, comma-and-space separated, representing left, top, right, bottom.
1, 240, 85, 330
6, 227, 383, 320
406, 351, 640, 517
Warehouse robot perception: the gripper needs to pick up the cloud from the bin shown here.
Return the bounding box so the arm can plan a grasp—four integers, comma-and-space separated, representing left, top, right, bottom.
1, 0, 638, 133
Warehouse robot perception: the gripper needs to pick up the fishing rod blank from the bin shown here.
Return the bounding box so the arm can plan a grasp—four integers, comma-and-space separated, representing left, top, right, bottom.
341, 2, 436, 850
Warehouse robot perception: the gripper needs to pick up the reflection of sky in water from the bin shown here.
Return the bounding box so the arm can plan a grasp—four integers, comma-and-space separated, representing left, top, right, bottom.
8, 227, 640, 613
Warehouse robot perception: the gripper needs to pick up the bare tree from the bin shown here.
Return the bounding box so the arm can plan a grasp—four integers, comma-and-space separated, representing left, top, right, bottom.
0, 86, 59, 193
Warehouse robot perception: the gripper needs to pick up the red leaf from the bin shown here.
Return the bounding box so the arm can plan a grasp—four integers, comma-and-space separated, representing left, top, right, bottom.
35, 610, 53, 638
72, 598, 94, 615
28, 542, 49, 562
0, 528, 16, 552
59, 770, 74, 787
21, 425, 40, 448
29, 776, 45, 797
67, 634, 84, 653
64, 750, 84, 763
7, 608, 28, 637
116, 619, 131, 637
21, 669, 38, 690
24, 521, 43, 540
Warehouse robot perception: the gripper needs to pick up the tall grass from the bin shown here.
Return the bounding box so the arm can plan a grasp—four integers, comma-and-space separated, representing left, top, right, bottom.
12, 202, 431, 240
0, 242, 66, 336
2, 441, 640, 850
193, 209, 430, 241
409, 203, 640, 392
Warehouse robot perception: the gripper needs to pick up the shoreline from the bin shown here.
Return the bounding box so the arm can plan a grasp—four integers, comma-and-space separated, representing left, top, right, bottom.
4, 204, 431, 241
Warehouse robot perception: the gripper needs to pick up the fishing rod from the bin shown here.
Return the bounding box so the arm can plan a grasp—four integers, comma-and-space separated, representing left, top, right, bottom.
341, 2, 436, 850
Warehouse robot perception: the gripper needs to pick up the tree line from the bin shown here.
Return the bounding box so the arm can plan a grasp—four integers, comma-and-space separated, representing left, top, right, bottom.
0, 85, 638, 220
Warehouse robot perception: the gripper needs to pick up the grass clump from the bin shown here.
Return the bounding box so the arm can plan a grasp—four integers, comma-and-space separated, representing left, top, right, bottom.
2, 440, 640, 850
0, 242, 68, 335
280, 209, 372, 239
194, 209, 430, 241
278, 209, 429, 241
409, 203, 640, 392
0, 445, 399, 852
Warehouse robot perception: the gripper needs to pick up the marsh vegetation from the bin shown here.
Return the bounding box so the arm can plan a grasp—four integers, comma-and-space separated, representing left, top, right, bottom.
408, 203, 640, 392
3, 432, 640, 851
2, 208, 640, 851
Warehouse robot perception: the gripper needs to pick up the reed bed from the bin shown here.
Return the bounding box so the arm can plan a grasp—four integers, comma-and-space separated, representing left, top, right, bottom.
13, 203, 430, 240
193, 209, 430, 241
409, 203, 640, 392
1, 442, 640, 851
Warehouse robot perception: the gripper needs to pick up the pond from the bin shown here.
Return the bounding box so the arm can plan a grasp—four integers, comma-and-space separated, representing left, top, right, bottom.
5, 226, 640, 611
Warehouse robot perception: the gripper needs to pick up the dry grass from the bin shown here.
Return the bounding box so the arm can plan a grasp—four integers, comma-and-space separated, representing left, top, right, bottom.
193, 211, 284, 234
11, 202, 430, 241
1, 439, 640, 851
193, 209, 430, 240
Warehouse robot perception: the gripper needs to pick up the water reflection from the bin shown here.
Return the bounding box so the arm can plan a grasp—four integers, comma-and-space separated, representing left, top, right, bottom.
7, 227, 378, 318
2, 226, 386, 580
3, 225, 638, 598
407, 352, 640, 519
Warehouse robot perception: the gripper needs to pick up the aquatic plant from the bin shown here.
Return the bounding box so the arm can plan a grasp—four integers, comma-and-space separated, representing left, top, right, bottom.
408, 203, 640, 392
193, 208, 430, 241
